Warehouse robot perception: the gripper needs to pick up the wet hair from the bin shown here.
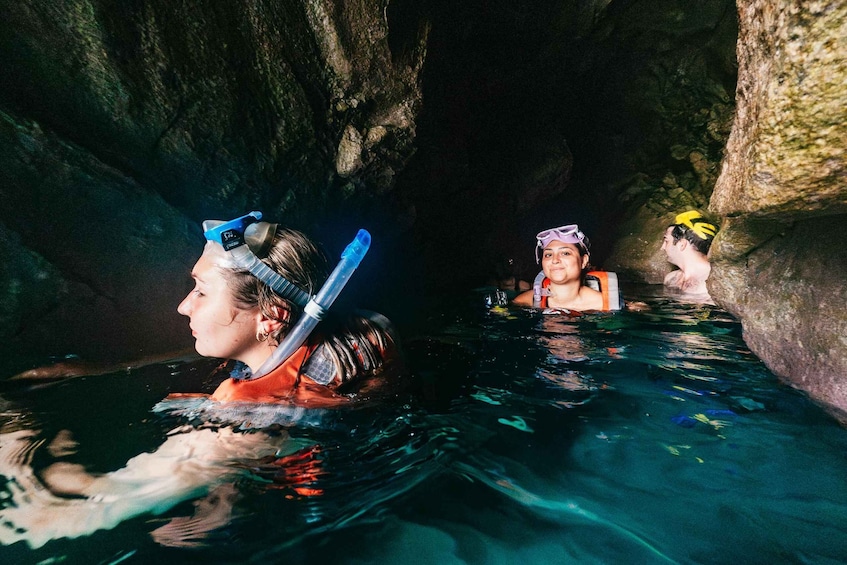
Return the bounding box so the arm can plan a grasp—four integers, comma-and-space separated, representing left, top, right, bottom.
222, 227, 392, 387
669, 223, 715, 255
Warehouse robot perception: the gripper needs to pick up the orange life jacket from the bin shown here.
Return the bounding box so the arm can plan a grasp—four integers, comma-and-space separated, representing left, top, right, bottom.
210, 341, 344, 404
532, 270, 623, 311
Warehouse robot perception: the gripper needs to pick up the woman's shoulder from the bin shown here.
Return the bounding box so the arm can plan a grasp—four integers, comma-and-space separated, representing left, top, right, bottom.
580, 285, 605, 310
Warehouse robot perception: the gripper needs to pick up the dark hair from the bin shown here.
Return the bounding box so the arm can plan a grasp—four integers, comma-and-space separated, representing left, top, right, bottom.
223, 227, 392, 387
670, 224, 714, 255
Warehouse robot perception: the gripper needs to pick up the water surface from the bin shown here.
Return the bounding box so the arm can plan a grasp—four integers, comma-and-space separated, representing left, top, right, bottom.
1, 285, 846, 564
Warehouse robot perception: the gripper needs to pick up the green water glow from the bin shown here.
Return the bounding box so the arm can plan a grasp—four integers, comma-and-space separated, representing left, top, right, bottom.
1, 286, 846, 564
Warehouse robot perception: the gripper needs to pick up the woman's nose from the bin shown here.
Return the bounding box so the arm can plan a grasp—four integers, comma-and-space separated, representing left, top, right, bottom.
177, 294, 191, 316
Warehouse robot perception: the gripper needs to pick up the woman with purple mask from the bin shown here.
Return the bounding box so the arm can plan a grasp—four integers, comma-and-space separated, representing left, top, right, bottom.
512, 224, 609, 311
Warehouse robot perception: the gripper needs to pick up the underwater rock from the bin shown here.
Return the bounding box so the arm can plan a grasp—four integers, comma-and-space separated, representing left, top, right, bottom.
710, 218, 847, 415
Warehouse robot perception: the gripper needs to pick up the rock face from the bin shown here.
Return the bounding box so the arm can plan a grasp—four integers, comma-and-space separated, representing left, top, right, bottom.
0, 112, 200, 367
589, 0, 738, 281
712, 1, 847, 218
1, 0, 845, 418
0, 0, 427, 371
708, 0, 847, 415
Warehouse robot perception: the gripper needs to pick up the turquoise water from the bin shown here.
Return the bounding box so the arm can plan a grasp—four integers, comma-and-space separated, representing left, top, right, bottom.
2, 285, 847, 564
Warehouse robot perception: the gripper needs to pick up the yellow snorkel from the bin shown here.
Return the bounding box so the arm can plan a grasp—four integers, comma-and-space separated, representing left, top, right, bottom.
674, 211, 717, 240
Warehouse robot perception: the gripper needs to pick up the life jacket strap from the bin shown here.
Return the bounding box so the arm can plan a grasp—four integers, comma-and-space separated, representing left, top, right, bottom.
532, 270, 623, 311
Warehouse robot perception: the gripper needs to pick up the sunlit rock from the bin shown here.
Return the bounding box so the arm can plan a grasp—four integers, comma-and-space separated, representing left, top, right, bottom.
712, 0, 847, 217
709, 0, 847, 414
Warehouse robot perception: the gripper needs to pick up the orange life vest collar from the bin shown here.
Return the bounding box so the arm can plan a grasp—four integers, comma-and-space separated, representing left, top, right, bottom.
210, 342, 323, 403
532, 270, 623, 311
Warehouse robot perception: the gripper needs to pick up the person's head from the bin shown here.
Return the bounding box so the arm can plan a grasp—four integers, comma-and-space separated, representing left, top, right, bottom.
662, 210, 718, 260
535, 224, 590, 282
178, 215, 328, 366
222, 227, 328, 342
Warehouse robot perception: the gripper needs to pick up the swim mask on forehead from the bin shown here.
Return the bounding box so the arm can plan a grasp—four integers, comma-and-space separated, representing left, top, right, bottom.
203, 211, 310, 308
535, 224, 588, 263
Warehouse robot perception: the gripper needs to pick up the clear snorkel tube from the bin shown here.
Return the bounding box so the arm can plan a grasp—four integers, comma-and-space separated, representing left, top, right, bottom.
203, 211, 371, 380
251, 228, 370, 379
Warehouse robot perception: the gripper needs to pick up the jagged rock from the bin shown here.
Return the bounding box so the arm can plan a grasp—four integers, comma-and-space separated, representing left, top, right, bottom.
0, 0, 427, 371
0, 110, 200, 368
709, 0, 847, 415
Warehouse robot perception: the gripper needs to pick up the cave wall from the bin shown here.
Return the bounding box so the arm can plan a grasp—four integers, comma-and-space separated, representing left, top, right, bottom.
0, 0, 743, 368
563, 0, 738, 281
708, 0, 847, 415
0, 0, 427, 372
2, 0, 844, 418
399, 0, 739, 290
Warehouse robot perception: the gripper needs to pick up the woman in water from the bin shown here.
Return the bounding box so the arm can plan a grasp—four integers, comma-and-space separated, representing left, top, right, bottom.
0, 212, 402, 548
182, 212, 399, 405
11, 212, 400, 401
512, 224, 608, 311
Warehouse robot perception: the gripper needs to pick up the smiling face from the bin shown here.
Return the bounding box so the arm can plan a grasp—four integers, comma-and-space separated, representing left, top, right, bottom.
540, 240, 589, 284
177, 248, 266, 366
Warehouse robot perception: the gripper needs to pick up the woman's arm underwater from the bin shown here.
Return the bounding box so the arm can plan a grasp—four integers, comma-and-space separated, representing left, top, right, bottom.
8, 348, 200, 382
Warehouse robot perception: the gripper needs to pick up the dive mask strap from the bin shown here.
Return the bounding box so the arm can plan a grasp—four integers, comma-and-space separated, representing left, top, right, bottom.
204, 211, 262, 251
203, 211, 311, 308
248, 228, 372, 380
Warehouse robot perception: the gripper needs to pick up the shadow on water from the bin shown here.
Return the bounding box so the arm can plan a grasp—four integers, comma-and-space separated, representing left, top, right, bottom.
2, 285, 847, 564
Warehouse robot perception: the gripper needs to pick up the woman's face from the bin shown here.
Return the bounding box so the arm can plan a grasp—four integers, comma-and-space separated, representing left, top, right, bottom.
540, 240, 588, 284
177, 249, 263, 363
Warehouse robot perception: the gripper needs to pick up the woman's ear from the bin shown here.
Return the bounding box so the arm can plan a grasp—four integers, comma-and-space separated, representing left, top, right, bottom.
258, 305, 289, 335
581, 255, 590, 269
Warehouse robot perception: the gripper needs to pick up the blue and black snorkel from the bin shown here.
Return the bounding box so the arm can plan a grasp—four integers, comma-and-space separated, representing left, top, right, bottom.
203, 211, 371, 380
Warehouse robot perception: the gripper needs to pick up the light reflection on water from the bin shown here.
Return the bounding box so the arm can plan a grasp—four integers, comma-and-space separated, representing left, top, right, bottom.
2, 286, 847, 564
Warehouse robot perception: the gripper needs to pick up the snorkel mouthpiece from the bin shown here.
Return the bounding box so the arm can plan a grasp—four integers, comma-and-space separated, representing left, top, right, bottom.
249, 228, 372, 380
